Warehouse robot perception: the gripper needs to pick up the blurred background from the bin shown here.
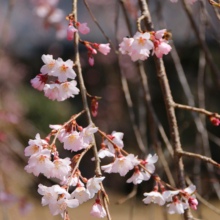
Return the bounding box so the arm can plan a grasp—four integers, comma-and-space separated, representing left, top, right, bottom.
0, 0, 220, 219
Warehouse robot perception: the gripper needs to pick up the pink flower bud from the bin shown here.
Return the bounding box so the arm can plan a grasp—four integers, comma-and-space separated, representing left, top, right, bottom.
88, 56, 94, 66
98, 43, 111, 55
209, 116, 220, 126
67, 25, 78, 41
188, 197, 198, 210
91, 97, 98, 117
78, 22, 90, 35
90, 199, 106, 218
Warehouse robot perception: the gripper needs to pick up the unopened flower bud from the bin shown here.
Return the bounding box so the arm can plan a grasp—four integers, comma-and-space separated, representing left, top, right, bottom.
209, 116, 220, 126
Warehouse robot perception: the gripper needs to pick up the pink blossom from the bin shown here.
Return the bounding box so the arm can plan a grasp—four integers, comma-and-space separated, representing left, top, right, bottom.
40, 54, 56, 75
143, 191, 165, 206
162, 190, 179, 202
49, 124, 69, 142
53, 58, 76, 82
167, 199, 188, 214
46, 158, 71, 180
67, 24, 78, 41
153, 42, 172, 58
155, 29, 166, 40
80, 123, 98, 146
104, 131, 124, 153
71, 186, 90, 204
38, 184, 69, 206
31, 74, 48, 91
25, 149, 54, 177
44, 83, 60, 101
97, 43, 111, 55
63, 131, 84, 152
119, 37, 134, 55
78, 22, 90, 34
49, 197, 79, 216
59, 80, 80, 101
142, 154, 158, 174
25, 133, 48, 156
102, 154, 140, 176
127, 168, 145, 184
90, 199, 106, 218
91, 148, 115, 161
87, 176, 105, 198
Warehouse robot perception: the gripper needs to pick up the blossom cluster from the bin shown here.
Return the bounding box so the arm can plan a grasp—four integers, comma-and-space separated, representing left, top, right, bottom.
24, 121, 108, 217
143, 184, 198, 214
31, 54, 79, 101
119, 29, 172, 61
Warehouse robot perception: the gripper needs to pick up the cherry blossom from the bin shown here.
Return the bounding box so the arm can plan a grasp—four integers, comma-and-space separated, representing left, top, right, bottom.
46, 158, 71, 180
49, 196, 79, 216
104, 131, 124, 153
53, 58, 76, 82
101, 154, 140, 176
162, 190, 179, 202
127, 167, 146, 184
119, 37, 134, 55
80, 123, 98, 146
97, 43, 111, 55
90, 199, 106, 218
130, 32, 154, 61
91, 148, 115, 161
142, 154, 158, 174
63, 131, 84, 152
78, 22, 90, 35
167, 199, 187, 214
44, 83, 60, 101
24, 133, 47, 156
71, 186, 90, 204
38, 184, 67, 206
59, 80, 80, 101
25, 149, 54, 177
40, 54, 56, 75
143, 191, 165, 206
31, 74, 48, 91
87, 176, 105, 198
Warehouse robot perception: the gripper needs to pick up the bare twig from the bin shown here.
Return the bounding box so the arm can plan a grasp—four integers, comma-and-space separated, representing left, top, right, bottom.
177, 150, 220, 168
137, 14, 146, 32
67, 144, 93, 190
173, 103, 220, 119
83, 0, 117, 54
